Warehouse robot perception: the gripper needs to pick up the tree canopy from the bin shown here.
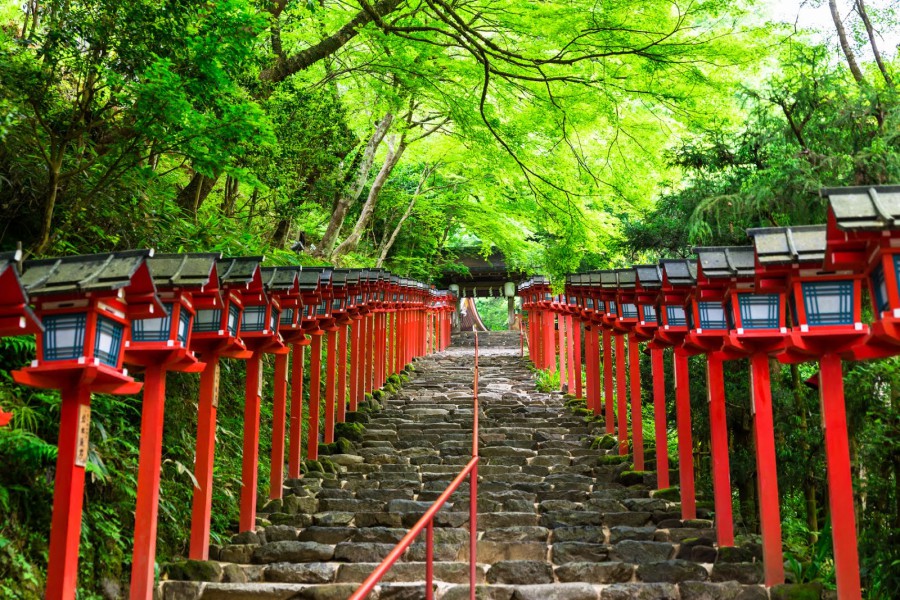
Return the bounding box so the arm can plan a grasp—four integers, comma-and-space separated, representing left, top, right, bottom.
2, 1, 900, 597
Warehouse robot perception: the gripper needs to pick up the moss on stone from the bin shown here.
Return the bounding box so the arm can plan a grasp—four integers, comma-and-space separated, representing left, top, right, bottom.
590, 434, 618, 450
345, 411, 369, 424
770, 583, 824, 600
163, 560, 224, 582
652, 486, 682, 501
304, 459, 324, 473
335, 421, 365, 441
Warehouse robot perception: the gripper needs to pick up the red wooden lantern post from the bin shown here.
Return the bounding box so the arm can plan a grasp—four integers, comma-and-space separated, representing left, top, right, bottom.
260, 267, 303, 494
389, 275, 401, 374
0, 250, 42, 426
233, 261, 286, 533
536, 278, 555, 371
372, 274, 384, 388
569, 280, 584, 399
363, 274, 376, 396
186, 257, 254, 559
550, 292, 566, 388
583, 273, 604, 416
426, 290, 436, 354
518, 279, 537, 366
403, 278, 415, 367
806, 185, 900, 598
684, 249, 753, 543
528, 277, 552, 369
13, 251, 162, 600
348, 272, 367, 411
290, 269, 323, 470
632, 265, 664, 474
611, 269, 642, 464
651, 260, 697, 494
714, 245, 788, 586
441, 291, 453, 350
375, 271, 386, 384
329, 270, 352, 432
562, 283, 581, 395
337, 271, 361, 422
303, 268, 333, 460
564, 274, 589, 402
598, 271, 620, 437
124, 253, 218, 600
750, 223, 865, 599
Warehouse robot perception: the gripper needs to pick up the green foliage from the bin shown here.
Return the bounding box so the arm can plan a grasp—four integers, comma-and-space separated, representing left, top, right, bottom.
534, 368, 561, 393
472, 298, 512, 331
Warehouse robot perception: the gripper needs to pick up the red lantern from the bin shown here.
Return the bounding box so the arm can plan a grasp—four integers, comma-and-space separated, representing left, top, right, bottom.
0, 249, 41, 338
300, 268, 330, 460
14, 250, 162, 600
750, 223, 865, 600
650, 260, 697, 497
0, 250, 42, 427
698, 244, 786, 587
822, 185, 900, 356
188, 256, 264, 559
260, 266, 302, 496
125, 252, 218, 600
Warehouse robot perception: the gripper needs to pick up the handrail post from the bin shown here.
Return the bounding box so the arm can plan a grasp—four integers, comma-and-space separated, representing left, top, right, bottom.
470, 329, 479, 599
349, 329, 480, 600
426, 522, 434, 600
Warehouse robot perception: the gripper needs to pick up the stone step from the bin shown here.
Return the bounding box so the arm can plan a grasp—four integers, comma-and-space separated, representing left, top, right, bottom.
161, 338, 781, 600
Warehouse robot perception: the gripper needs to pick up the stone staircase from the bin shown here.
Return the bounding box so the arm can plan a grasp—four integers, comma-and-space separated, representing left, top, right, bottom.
158, 335, 819, 600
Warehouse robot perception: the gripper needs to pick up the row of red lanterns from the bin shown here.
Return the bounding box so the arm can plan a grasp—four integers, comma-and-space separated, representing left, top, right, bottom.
519, 184, 900, 600
0, 251, 455, 600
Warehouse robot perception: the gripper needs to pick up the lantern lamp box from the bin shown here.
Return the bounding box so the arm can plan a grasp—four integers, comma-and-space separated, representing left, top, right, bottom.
14, 249, 163, 393
823, 185, 900, 355
331, 269, 351, 322
747, 225, 866, 361
125, 252, 221, 372
585, 272, 603, 319
655, 259, 696, 347
611, 268, 639, 332
217, 257, 283, 354
389, 274, 401, 305
633, 264, 662, 340
598, 270, 620, 327
0, 250, 42, 337
684, 246, 754, 355
261, 266, 304, 344
187, 257, 259, 359
705, 241, 789, 355
342, 269, 362, 313
304, 267, 335, 329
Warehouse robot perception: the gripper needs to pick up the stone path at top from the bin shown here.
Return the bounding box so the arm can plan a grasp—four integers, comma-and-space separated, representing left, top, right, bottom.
159, 332, 774, 600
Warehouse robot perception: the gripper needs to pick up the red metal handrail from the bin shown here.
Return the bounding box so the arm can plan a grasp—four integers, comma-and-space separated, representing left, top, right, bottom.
350, 330, 480, 600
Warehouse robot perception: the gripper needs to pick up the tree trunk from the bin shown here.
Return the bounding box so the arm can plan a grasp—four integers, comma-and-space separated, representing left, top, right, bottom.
177, 171, 219, 216
221, 175, 239, 217
34, 159, 63, 255
856, 0, 894, 88
332, 136, 407, 260
259, 0, 405, 82
829, 0, 867, 86
318, 112, 394, 256
375, 165, 433, 267
273, 217, 292, 248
